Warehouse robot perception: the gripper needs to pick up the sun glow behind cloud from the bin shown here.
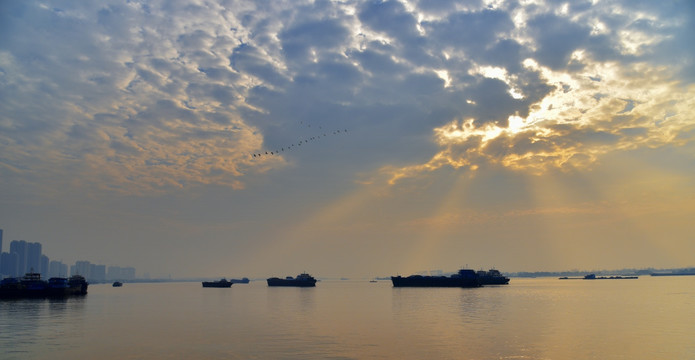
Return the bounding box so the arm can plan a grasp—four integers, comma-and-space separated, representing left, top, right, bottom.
382, 49, 695, 184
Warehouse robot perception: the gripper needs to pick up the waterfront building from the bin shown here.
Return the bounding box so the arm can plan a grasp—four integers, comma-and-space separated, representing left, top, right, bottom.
107, 266, 136, 281
10, 240, 27, 276
72, 260, 91, 278
26, 242, 42, 273
90, 264, 106, 282
49, 260, 68, 278
1, 252, 18, 277
40, 255, 49, 278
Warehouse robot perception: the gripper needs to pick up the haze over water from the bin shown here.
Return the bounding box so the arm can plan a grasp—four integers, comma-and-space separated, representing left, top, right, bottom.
2, 276, 693, 359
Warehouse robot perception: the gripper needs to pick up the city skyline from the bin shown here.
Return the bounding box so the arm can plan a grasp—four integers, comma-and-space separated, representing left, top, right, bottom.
2, 224, 690, 281
1, 1, 694, 278
0, 229, 136, 281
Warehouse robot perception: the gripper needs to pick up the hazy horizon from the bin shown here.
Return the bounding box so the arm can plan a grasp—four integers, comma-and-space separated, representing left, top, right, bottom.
1, 0, 694, 279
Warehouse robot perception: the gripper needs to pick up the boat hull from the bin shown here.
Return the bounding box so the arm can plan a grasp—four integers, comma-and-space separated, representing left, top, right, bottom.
391, 276, 480, 288
202, 281, 232, 288
266, 278, 316, 287
0, 275, 88, 299
267, 273, 317, 287
391, 269, 482, 288
478, 276, 510, 285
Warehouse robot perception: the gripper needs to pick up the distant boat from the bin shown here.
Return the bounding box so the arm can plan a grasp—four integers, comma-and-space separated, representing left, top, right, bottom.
229, 277, 250, 284
583, 274, 638, 280
202, 278, 233, 288
476, 269, 510, 285
267, 273, 317, 287
391, 269, 481, 288
112, 281, 123, 287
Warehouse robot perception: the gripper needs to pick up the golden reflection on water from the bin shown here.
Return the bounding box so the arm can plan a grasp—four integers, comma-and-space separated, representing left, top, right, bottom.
1, 277, 694, 359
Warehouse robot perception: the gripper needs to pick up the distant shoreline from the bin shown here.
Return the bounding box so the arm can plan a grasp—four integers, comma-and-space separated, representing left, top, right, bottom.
79, 266, 695, 283
507, 267, 695, 278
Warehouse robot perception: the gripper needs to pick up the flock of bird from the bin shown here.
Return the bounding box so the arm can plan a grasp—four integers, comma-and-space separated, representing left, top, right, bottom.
251, 126, 349, 158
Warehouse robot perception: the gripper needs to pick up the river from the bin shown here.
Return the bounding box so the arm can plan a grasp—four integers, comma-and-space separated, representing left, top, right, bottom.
1, 276, 693, 359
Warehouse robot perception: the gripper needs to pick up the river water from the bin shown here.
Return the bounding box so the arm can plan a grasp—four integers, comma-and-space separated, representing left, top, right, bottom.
1, 276, 693, 359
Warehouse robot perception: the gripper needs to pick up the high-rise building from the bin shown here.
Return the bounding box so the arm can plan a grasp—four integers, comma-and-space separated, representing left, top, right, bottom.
90, 264, 106, 282
26, 242, 42, 274
10, 240, 27, 275
1, 252, 18, 277
107, 266, 121, 280
49, 260, 68, 278
107, 266, 137, 280
122, 267, 136, 280
71, 260, 91, 278
0, 229, 3, 271
40, 255, 49, 278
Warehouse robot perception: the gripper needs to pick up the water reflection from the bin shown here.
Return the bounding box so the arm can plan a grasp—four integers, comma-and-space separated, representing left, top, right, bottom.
2, 278, 693, 359
262, 285, 319, 357
1, 296, 87, 358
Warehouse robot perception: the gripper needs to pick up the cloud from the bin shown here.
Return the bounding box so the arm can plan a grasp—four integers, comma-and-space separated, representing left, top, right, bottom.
373, 1, 695, 184
1, 0, 693, 197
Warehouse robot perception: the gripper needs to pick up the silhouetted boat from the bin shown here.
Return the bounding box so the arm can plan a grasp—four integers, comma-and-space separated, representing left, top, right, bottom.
477, 269, 510, 285
267, 273, 317, 287
0, 272, 88, 299
230, 277, 250, 284
112, 281, 123, 287
391, 269, 481, 287
202, 278, 233, 288
583, 274, 638, 279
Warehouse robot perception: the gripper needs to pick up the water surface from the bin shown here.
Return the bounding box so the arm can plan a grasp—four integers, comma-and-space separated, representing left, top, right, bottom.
1, 276, 693, 359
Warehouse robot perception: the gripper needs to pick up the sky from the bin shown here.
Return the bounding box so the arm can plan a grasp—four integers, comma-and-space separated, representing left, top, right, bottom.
1, 0, 694, 279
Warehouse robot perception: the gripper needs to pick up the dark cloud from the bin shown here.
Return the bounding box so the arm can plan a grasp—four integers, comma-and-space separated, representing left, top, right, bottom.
465, 78, 523, 127
416, 0, 474, 15
230, 43, 289, 87
527, 13, 592, 70
480, 39, 526, 73
279, 18, 351, 62
358, 0, 421, 42
424, 9, 515, 54
349, 46, 407, 76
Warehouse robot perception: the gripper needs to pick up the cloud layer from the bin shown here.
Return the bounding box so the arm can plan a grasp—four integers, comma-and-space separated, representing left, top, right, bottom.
1, 0, 693, 196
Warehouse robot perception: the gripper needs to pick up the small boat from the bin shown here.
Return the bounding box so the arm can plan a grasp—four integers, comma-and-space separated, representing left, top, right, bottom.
202, 278, 233, 288
112, 281, 123, 287
267, 273, 317, 287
